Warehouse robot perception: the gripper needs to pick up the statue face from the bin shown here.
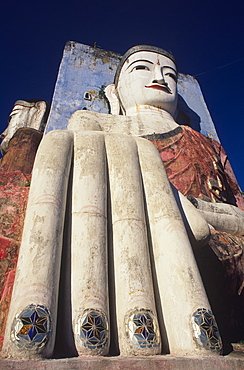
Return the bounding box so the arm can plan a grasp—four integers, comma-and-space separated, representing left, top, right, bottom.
0, 100, 46, 155
116, 51, 178, 116
9, 102, 36, 125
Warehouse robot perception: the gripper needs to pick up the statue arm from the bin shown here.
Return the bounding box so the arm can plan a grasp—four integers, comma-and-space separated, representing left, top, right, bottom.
170, 186, 210, 248
187, 196, 244, 236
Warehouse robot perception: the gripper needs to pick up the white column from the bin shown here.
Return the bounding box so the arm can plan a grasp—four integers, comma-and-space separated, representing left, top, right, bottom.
136, 137, 220, 356
2, 130, 73, 359
71, 131, 109, 355
105, 133, 161, 356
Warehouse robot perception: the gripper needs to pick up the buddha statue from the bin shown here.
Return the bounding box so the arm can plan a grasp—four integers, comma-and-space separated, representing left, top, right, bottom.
0, 99, 48, 155
2, 45, 244, 360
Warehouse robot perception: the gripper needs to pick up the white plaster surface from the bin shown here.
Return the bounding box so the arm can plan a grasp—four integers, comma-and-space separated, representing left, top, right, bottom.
195, 198, 244, 235
68, 109, 179, 137
68, 109, 224, 356
71, 131, 109, 355
177, 192, 210, 247
2, 130, 73, 359
105, 133, 161, 356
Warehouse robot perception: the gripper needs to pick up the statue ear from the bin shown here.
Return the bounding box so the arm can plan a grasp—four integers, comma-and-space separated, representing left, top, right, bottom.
105, 84, 121, 115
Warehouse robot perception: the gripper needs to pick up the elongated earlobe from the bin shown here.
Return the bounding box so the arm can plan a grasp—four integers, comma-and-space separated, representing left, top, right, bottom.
105, 84, 121, 115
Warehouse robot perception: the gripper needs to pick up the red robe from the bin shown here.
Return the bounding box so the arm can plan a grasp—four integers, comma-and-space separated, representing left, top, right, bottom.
143, 125, 244, 210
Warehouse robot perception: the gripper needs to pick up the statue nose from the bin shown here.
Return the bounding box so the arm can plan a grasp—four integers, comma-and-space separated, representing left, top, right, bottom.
152, 78, 168, 85
153, 66, 166, 85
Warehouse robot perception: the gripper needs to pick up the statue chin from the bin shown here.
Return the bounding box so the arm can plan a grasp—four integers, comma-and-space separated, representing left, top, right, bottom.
123, 102, 178, 118
117, 89, 178, 117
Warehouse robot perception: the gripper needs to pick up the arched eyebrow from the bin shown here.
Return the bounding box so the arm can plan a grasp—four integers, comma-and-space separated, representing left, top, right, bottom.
126, 59, 154, 70
163, 66, 177, 75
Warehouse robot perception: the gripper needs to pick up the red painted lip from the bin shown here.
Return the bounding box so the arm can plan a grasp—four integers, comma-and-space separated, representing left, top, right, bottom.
145, 85, 171, 93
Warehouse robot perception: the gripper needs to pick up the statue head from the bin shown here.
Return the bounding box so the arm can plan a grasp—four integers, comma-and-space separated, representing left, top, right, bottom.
0, 99, 49, 155
105, 45, 178, 117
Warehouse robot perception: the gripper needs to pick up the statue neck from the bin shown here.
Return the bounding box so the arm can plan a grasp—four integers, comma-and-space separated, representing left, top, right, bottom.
124, 105, 179, 134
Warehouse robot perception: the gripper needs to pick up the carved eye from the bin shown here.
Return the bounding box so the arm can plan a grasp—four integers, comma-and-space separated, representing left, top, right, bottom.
165, 73, 177, 82
132, 65, 150, 71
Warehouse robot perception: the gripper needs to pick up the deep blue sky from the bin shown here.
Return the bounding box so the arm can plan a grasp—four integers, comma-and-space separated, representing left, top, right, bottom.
1, 0, 243, 189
